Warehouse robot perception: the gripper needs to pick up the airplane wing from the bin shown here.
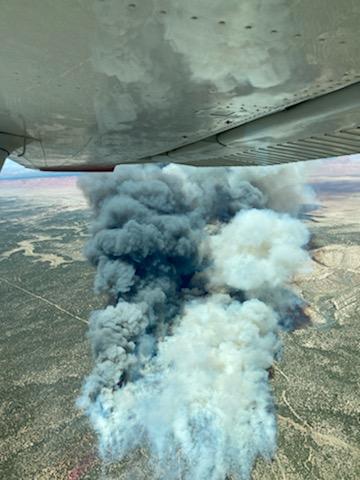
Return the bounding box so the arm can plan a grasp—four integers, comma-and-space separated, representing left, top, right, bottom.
1, 0, 360, 171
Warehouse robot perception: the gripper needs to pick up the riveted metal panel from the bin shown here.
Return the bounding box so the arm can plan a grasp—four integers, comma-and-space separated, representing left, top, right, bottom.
1, 1, 360, 169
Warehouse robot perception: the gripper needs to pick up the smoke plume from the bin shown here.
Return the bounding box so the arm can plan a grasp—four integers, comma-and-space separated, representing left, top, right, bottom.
78, 163, 311, 479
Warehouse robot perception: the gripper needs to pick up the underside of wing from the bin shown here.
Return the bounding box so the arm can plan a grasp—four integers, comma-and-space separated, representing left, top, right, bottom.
1, 0, 360, 170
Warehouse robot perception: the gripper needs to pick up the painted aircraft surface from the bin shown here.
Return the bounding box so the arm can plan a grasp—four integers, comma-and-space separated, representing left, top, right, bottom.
1, 1, 360, 171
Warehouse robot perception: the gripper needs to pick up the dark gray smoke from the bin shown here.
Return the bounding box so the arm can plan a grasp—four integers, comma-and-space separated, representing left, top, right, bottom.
78, 163, 311, 479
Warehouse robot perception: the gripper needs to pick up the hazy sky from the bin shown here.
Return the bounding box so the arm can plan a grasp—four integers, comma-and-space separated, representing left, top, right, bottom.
0, 158, 78, 180
1, 155, 359, 181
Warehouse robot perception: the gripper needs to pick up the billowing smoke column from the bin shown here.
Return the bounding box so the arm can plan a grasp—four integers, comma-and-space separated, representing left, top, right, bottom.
78, 164, 311, 479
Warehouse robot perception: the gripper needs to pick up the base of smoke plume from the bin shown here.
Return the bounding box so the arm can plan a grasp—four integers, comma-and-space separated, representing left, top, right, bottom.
78, 164, 312, 480
79, 296, 282, 480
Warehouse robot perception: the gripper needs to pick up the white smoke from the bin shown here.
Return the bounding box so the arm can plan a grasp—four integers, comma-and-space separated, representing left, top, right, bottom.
210, 209, 310, 291
78, 163, 312, 479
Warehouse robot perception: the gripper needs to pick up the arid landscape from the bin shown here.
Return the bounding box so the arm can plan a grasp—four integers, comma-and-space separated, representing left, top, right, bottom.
0, 159, 359, 479
253, 159, 360, 479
